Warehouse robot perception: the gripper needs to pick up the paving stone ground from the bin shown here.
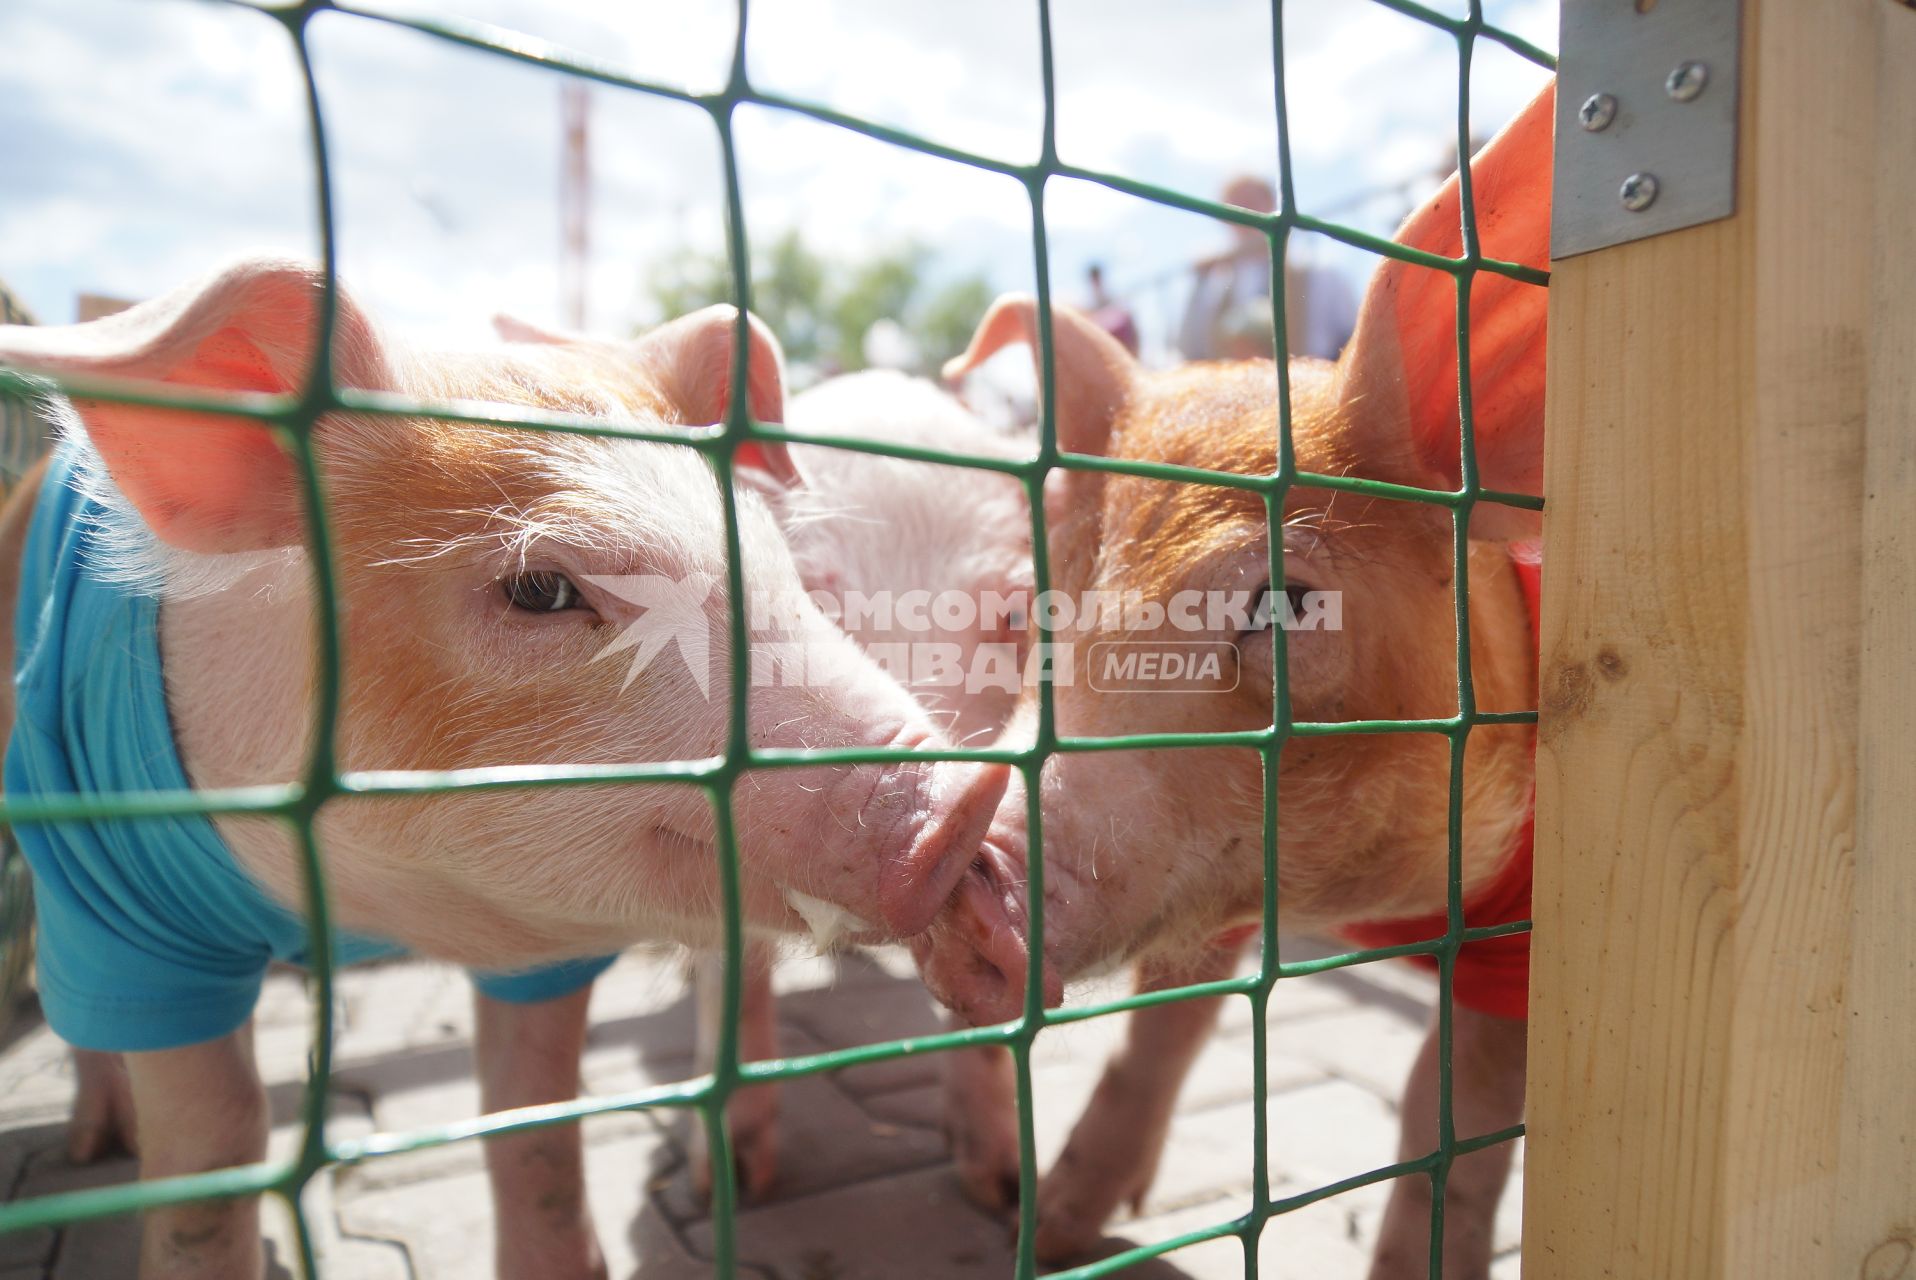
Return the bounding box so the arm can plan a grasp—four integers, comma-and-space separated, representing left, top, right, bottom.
0, 939, 1522, 1279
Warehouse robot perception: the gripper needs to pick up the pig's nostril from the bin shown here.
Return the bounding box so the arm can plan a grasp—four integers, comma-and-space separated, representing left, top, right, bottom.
942, 855, 991, 917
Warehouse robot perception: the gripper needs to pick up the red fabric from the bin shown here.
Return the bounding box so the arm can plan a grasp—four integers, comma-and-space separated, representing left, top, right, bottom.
733, 440, 771, 474
1334, 541, 1542, 1022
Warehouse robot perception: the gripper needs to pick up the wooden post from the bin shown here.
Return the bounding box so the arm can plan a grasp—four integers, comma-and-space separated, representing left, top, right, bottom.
1525, 1, 1916, 1276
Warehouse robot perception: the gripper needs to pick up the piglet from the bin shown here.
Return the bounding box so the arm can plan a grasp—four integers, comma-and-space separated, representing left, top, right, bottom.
698, 368, 1035, 1198
921, 85, 1553, 1276
0, 261, 1005, 1280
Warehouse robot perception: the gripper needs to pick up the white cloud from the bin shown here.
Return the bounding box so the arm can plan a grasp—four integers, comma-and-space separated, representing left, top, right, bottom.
0, 0, 314, 314
0, 0, 1554, 357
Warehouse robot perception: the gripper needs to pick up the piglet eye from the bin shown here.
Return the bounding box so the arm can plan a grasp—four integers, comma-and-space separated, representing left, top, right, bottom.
501, 571, 585, 613
1249, 584, 1311, 631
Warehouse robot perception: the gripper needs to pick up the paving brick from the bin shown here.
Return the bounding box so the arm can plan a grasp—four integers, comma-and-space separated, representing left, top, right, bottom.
1209, 932, 1444, 1039
1058, 1212, 1240, 1280
0, 1121, 58, 1270
262, 1095, 376, 1280
851, 1083, 944, 1136
1266, 1079, 1402, 1211
13, 1138, 155, 1280
850, 1019, 1135, 1147
652, 1058, 946, 1222
1495, 1137, 1525, 1254
8, 1121, 139, 1280
1078, 1194, 1375, 1280
1260, 1194, 1378, 1277
338, 1125, 723, 1280
684, 1162, 1011, 1280
252, 969, 316, 1031
0, 1020, 76, 1120
343, 1100, 661, 1196
49, 1213, 138, 1280
261, 1193, 413, 1280
770, 947, 921, 996
252, 987, 333, 1090
860, 1001, 1338, 1224
865, 1065, 1275, 1246
577, 1042, 702, 1105
0, 1217, 50, 1272
1343, 1132, 1523, 1260
39, 1194, 387, 1280
12, 1086, 370, 1280
333, 962, 479, 1065
849, 981, 1326, 1123
772, 970, 954, 1097
332, 949, 705, 1069
1105, 1104, 1256, 1222
1281, 1006, 1428, 1102
1290, 936, 1442, 1006
1109, 1025, 1324, 1118
579, 952, 702, 1033
1016, 1068, 1379, 1234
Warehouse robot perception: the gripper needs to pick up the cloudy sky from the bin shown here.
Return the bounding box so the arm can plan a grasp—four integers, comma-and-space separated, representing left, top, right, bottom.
0, 0, 1553, 358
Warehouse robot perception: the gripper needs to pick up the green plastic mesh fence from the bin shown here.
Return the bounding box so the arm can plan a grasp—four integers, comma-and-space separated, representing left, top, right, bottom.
0, 1, 1551, 1276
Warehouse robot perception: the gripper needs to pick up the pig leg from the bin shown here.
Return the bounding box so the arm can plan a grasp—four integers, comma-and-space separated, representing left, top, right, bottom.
1367, 1005, 1526, 1280
474, 986, 607, 1280
1033, 942, 1239, 1263
67, 1047, 140, 1162
689, 941, 780, 1201
941, 1034, 1021, 1212
124, 1025, 268, 1280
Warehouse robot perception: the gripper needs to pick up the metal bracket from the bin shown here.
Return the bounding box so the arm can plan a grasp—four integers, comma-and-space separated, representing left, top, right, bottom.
1551, 0, 1743, 259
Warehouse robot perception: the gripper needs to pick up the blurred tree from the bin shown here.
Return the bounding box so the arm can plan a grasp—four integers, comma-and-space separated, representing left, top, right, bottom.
642, 230, 994, 379
914, 274, 995, 372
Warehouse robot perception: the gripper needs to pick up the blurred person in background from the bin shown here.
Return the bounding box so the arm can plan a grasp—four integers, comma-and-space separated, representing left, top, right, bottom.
1083, 262, 1140, 356
1178, 173, 1355, 363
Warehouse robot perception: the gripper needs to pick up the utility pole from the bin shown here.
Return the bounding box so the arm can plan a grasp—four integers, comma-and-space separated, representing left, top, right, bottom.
560, 81, 590, 331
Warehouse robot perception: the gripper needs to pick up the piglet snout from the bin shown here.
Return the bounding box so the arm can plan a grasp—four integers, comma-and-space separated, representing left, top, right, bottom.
876, 758, 1010, 938
912, 837, 1058, 1027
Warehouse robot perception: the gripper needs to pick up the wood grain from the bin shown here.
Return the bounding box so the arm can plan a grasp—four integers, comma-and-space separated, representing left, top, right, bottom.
1524, 0, 1915, 1274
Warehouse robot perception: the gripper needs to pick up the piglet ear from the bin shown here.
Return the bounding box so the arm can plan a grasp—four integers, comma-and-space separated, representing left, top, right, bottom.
492, 313, 585, 345
1337, 84, 1553, 533
731, 438, 801, 492
638, 305, 785, 427
0, 257, 389, 554
509, 306, 801, 487
636, 305, 797, 485
943, 293, 1137, 459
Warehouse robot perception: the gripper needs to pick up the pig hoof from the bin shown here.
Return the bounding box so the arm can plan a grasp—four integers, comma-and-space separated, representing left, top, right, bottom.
1032, 1153, 1153, 1266
689, 1083, 780, 1204
1031, 1207, 1106, 1267
944, 1113, 1021, 1213
942, 1126, 1019, 1218
941, 1043, 1022, 1214
66, 1050, 138, 1164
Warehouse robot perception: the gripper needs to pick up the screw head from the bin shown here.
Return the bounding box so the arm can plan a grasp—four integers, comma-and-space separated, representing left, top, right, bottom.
1578, 92, 1618, 131
1666, 60, 1709, 101
1620, 172, 1660, 211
